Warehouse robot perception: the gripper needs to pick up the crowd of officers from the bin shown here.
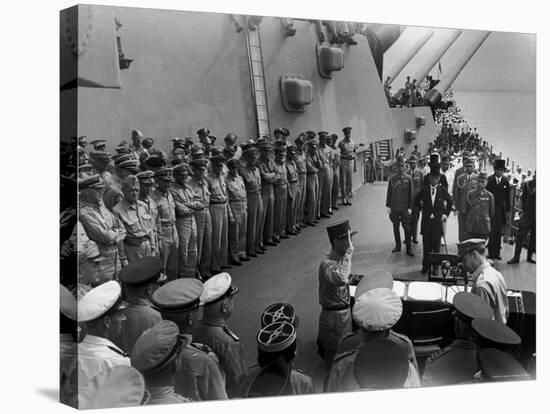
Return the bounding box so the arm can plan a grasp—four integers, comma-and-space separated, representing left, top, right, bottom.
65, 126, 358, 284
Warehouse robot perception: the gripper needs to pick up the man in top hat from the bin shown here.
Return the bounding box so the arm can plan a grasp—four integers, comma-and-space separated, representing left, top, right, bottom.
273, 143, 290, 241
79, 175, 128, 282
422, 154, 449, 190
257, 139, 278, 247
76, 281, 131, 388
317, 220, 355, 362
130, 129, 146, 160
113, 175, 157, 263
136, 171, 160, 257
285, 145, 300, 236
294, 135, 308, 228
338, 127, 356, 205
188, 152, 213, 279
453, 156, 478, 241
414, 160, 454, 274
119, 256, 166, 353
151, 168, 179, 281
171, 162, 199, 278
508, 172, 536, 264
386, 155, 415, 256
408, 155, 424, 244
151, 279, 228, 401
458, 239, 509, 323
329, 134, 341, 212
226, 157, 249, 265
334, 269, 418, 373
240, 142, 263, 258
305, 137, 321, 225
422, 292, 493, 386
194, 272, 245, 398
243, 321, 313, 397
326, 288, 420, 391
131, 321, 192, 404
465, 172, 494, 240
207, 148, 232, 274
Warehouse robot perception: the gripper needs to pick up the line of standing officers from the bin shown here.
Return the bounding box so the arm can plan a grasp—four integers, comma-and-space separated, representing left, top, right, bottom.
76, 127, 357, 284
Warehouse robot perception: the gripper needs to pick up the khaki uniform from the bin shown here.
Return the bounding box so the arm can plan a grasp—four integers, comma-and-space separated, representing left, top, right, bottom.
273, 159, 288, 238
453, 172, 478, 241
171, 182, 198, 278
471, 262, 509, 324
194, 322, 247, 398
139, 195, 160, 257
151, 189, 179, 281
295, 150, 307, 226
174, 334, 228, 401
317, 251, 353, 361
147, 386, 192, 404
466, 188, 494, 239
385, 173, 413, 248
102, 175, 124, 212
331, 147, 341, 209
241, 164, 263, 255
258, 157, 277, 244
227, 173, 248, 261
422, 339, 478, 386
338, 139, 355, 202
305, 151, 320, 223
80, 201, 127, 283
318, 146, 332, 215
286, 159, 299, 233
112, 199, 155, 263
207, 172, 230, 272
188, 176, 212, 278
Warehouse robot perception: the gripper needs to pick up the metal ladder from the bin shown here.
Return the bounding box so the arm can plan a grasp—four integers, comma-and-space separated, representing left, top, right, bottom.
245, 23, 271, 138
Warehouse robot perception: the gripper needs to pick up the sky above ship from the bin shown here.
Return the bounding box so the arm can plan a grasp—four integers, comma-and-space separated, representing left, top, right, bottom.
383, 27, 535, 92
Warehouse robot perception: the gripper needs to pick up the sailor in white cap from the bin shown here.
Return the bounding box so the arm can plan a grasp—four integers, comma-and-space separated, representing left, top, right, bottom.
79, 366, 147, 409
243, 321, 313, 397
335, 269, 418, 374
326, 288, 420, 391
76, 281, 131, 393
194, 272, 246, 398
458, 238, 509, 323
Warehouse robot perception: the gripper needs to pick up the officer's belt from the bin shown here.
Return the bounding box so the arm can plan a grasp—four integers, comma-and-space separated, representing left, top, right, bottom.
229, 198, 247, 203
124, 236, 150, 246
306, 171, 317, 175
160, 220, 176, 227
210, 199, 227, 205
193, 206, 209, 211
246, 189, 261, 195
176, 213, 194, 219
341, 156, 354, 161
297, 171, 307, 175
323, 304, 350, 311
289, 179, 299, 183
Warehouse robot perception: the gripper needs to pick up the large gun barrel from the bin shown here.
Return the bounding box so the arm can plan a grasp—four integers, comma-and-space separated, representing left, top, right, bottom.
368, 24, 403, 53
386, 29, 434, 86
413, 29, 462, 84
424, 31, 491, 107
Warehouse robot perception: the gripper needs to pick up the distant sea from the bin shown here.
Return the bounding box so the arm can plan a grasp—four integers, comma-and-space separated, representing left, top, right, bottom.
453, 90, 536, 171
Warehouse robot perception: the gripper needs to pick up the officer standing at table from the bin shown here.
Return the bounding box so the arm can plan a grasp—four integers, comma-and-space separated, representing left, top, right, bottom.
131, 321, 192, 404
317, 220, 356, 363
194, 272, 246, 398
422, 292, 493, 386
386, 156, 414, 257
119, 256, 166, 353
486, 159, 510, 260
151, 279, 228, 401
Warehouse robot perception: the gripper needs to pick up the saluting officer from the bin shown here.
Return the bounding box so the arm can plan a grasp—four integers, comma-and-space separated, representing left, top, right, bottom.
273, 142, 289, 241
194, 272, 246, 398
317, 220, 356, 362
131, 320, 192, 404
338, 127, 356, 205
119, 256, 166, 353
151, 168, 179, 281
113, 175, 156, 263
386, 156, 414, 256
243, 321, 313, 397
305, 138, 321, 226
240, 142, 263, 257
171, 162, 199, 278
226, 157, 248, 265
151, 279, 228, 401
137, 171, 160, 257
486, 159, 510, 260
453, 157, 478, 242
79, 174, 127, 283
465, 172, 494, 240
408, 155, 424, 244
423, 292, 493, 387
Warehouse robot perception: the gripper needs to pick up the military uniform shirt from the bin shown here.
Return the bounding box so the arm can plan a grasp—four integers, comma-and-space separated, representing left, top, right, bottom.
338, 139, 356, 160
273, 160, 288, 185
226, 174, 247, 201
466, 188, 494, 234
422, 339, 478, 386
80, 202, 126, 248
258, 158, 277, 186
471, 262, 509, 324
147, 386, 192, 404
286, 160, 299, 182
112, 198, 154, 243
194, 322, 247, 398
319, 251, 352, 308
386, 173, 414, 212
306, 151, 320, 173
151, 189, 177, 225
171, 182, 196, 217
241, 165, 262, 193
206, 173, 228, 203
295, 151, 307, 174
410, 168, 424, 197
454, 172, 478, 214
121, 298, 162, 353
187, 176, 211, 208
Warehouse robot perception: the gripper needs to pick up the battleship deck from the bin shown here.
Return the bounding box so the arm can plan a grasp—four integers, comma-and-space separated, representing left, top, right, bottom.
225, 181, 536, 391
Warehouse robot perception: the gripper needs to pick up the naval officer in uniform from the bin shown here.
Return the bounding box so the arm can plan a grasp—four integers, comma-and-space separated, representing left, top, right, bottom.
317, 220, 356, 363
194, 272, 246, 398
152, 278, 227, 401
131, 320, 192, 404
422, 292, 493, 386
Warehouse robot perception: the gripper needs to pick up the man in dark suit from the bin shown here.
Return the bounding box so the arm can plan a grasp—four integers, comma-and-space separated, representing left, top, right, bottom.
423, 153, 449, 190
486, 159, 511, 260
508, 173, 536, 264
414, 161, 454, 275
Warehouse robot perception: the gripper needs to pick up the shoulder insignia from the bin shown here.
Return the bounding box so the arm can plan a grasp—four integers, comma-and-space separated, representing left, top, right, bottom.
190, 342, 212, 354
223, 326, 240, 341
333, 349, 357, 362
107, 345, 129, 358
